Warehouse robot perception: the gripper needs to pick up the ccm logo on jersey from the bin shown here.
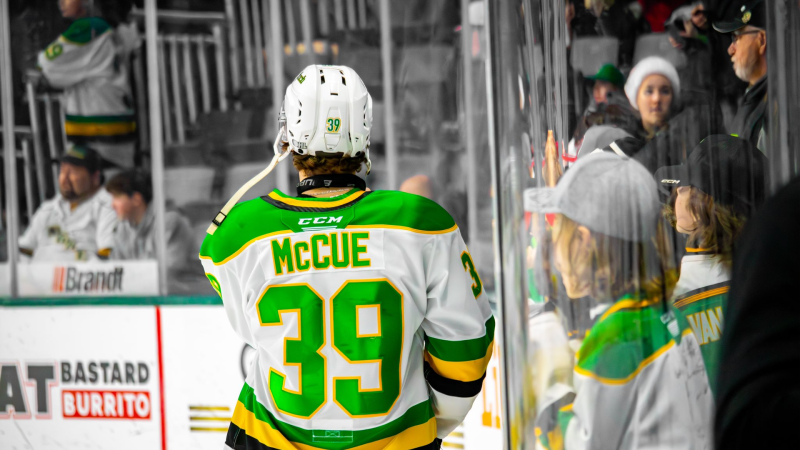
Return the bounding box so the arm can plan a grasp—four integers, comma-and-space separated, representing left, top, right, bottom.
661, 179, 681, 184
298, 216, 343, 225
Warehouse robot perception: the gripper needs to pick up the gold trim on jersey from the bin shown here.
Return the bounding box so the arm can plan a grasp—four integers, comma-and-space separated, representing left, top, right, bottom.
230, 400, 436, 450
64, 121, 137, 136
673, 286, 729, 309
330, 278, 404, 419
268, 190, 366, 208
346, 224, 459, 235
199, 229, 292, 265
573, 340, 675, 386
424, 342, 494, 382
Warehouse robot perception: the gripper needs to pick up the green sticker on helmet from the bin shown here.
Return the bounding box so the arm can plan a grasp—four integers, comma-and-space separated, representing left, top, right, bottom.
297, 73, 306, 84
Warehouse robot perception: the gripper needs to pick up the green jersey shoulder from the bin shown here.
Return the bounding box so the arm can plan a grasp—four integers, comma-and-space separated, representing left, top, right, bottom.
200, 189, 458, 265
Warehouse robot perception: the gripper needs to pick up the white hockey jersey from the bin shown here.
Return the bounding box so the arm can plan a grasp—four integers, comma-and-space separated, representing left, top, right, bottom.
536, 293, 713, 450
200, 189, 494, 450
37, 17, 138, 167
19, 189, 117, 261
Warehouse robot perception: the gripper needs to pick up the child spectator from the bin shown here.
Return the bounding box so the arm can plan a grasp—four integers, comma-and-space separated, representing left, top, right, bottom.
655, 135, 767, 395
529, 152, 712, 449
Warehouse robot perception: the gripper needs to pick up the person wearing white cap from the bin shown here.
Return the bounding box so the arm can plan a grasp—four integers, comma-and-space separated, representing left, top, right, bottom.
527, 152, 712, 450
624, 56, 681, 138
623, 56, 723, 175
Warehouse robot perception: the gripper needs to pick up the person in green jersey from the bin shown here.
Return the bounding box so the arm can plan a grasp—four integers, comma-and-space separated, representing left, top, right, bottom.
655, 134, 767, 395
527, 151, 713, 450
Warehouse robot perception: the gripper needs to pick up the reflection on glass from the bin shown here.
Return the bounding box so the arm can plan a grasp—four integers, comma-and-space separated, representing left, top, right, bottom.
498, 0, 800, 449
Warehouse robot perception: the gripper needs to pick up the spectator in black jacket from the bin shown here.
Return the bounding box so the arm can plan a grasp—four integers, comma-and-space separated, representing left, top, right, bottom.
713, 0, 767, 152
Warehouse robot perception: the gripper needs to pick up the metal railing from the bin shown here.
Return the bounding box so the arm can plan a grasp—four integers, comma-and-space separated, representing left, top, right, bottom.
23, 82, 67, 196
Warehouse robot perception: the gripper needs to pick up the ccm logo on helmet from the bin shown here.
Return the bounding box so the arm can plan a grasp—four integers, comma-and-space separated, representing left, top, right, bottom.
661, 179, 681, 184
299, 216, 344, 225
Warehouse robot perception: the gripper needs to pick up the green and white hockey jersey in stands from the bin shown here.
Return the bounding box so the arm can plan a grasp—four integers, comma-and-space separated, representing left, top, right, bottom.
37, 17, 138, 167
670, 249, 730, 396
536, 293, 713, 450
200, 189, 494, 450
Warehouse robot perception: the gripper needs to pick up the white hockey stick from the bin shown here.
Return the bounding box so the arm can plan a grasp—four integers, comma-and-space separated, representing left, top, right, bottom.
206, 133, 291, 235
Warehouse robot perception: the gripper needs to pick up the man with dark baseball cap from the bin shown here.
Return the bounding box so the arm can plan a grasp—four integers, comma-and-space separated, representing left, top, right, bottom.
713, 0, 768, 151
19, 144, 117, 261
58, 143, 105, 173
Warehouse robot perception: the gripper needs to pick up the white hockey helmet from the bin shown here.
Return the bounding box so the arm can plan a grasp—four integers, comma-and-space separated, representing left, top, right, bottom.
276, 65, 373, 173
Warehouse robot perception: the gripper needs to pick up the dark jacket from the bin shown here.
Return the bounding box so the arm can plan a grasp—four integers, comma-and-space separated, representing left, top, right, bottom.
729, 76, 767, 149
631, 101, 724, 174
715, 175, 800, 450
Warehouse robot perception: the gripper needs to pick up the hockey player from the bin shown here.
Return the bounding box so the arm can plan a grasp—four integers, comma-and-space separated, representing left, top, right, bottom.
200, 65, 494, 450
35, 0, 138, 168
655, 135, 767, 395
528, 152, 712, 449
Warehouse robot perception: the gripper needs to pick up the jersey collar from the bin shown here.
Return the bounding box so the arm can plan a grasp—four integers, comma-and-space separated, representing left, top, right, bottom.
262, 188, 369, 212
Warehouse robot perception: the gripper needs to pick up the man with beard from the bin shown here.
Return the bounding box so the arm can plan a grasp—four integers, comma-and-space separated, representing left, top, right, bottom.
19, 145, 117, 261
713, 0, 767, 152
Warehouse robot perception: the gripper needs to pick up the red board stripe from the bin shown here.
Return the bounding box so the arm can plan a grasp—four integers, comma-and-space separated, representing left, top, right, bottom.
156, 306, 167, 450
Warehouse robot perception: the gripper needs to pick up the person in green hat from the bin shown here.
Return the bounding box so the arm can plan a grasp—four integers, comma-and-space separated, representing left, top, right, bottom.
585, 63, 626, 108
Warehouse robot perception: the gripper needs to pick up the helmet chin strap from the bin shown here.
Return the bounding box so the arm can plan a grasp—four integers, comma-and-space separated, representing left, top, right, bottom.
206, 132, 291, 235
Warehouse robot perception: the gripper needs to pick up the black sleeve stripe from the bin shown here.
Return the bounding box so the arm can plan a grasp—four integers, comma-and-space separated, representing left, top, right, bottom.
424, 361, 485, 398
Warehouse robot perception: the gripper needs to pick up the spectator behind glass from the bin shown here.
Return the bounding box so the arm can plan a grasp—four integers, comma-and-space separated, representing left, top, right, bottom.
529, 152, 711, 449
655, 135, 767, 396
19, 145, 117, 261
625, 56, 680, 138
34, 0, 138, 168
566, 64, 636, 159
585, 63, 625, 111
621, 56, 723, 173
105, 170, 194, 273
713, 0, 767, 151
585, 0, 649, 68
715, 175, 800, 450
667, 2, 746, 130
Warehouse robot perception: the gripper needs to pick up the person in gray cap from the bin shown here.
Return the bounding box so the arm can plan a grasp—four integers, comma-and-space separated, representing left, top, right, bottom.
713, 0, 767, 151
576, 124, 633, 159
528, 152, 712, 450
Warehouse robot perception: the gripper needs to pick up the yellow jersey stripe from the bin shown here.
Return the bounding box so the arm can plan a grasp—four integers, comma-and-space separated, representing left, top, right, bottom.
346, 224, 459, 235
199, 229, 292, 265
64, 121, 136, 136
231, 400, 298, 450
268, 190, 366, 208
574, 340, 675, 385
231, 400, 436, 450
598, 297, 660, 323
424, 342, 493, 382
673, 286, 729, 309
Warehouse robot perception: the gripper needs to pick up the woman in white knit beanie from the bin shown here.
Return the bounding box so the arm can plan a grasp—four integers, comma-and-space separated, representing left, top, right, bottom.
625, 57, 681, 137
